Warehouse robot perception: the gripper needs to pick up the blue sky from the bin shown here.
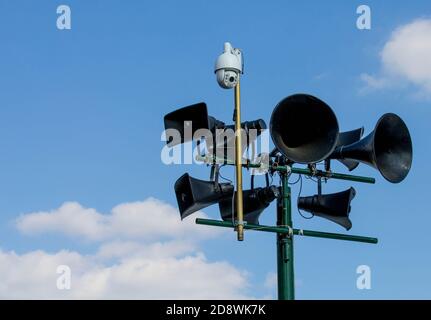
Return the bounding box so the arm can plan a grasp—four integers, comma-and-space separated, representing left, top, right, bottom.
0, 0, 430, 299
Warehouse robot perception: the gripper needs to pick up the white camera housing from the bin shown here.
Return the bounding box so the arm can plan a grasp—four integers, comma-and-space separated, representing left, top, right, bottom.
214, 42, 243, 89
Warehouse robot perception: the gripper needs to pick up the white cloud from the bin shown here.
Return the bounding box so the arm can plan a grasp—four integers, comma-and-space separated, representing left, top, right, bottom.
16, 202, 108, 241
4, 198, 259, 299
16, 198, 224, 242
360, 18, 431, 97
0, 247, 252, 299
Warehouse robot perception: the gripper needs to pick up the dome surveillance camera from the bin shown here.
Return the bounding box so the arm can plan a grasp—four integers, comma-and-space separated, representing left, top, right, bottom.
214, 42, 243, 89
216, 69, 239, 89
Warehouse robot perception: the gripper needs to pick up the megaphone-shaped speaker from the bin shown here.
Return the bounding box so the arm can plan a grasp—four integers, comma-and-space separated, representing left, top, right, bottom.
335, 128, 364, 171
270, 94, 339, 163
164, 103, 267, 158
208, 119, 267, 163
330, 113, 412, 183
219, 186, 279, 225
164, 103, 223, 147
174, 173, 234, 220
298, 187, 356, 230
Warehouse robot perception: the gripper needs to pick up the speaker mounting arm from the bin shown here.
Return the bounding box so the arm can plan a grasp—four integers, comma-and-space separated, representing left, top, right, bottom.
196, 218, 378, 244
196, 154, 376, 185
278, 166, 376, 184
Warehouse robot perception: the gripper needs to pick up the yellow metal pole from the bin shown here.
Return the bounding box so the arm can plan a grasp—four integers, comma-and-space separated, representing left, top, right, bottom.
234, 77, 244, 241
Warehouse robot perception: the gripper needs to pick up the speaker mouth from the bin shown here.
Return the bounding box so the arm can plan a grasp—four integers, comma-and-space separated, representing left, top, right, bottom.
164, 103, 210, 146
373, 113, 413, 183
270, 94, 339, 164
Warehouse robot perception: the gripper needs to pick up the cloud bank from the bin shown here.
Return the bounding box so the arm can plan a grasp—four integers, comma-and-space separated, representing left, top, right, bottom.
0, 198, 258, 299
16, 198, 224, 241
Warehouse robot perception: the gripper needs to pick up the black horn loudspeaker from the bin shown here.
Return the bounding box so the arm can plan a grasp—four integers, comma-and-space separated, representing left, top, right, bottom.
174, 173, 234, 220
298, 187, 356, 230
164, 103, 223, 147
330, 113, 412, 183
218, 186, 279, 225
164, 103, 266, 159
270, 94, 339, 163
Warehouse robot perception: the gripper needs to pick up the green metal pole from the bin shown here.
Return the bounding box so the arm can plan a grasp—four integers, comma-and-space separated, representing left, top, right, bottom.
277, 174, 295, 300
